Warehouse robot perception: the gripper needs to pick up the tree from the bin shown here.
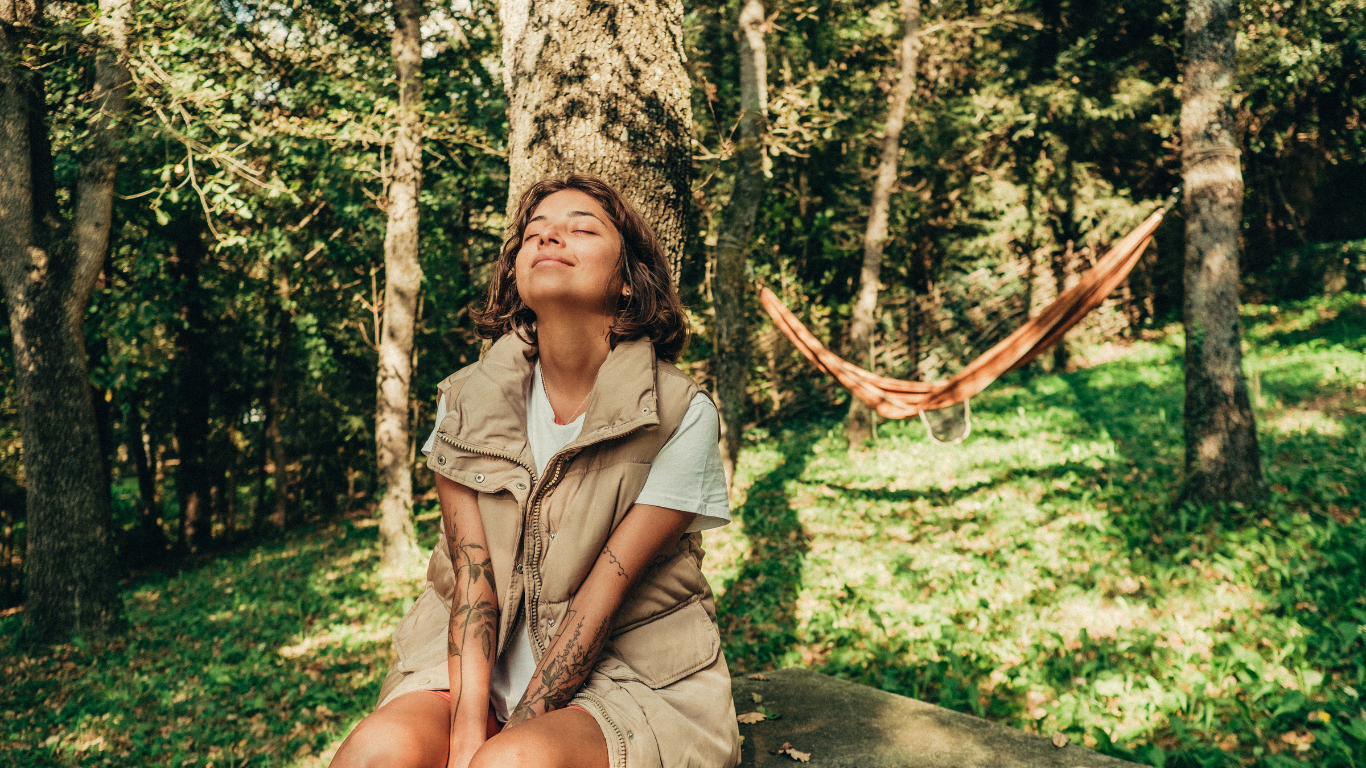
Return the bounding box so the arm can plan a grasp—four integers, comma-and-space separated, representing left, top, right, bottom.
500, 0, 693, 277
375, 0, 427, 574
845, 0, 920, 447
0, 0, 130, 638
712, 0, 768, 483
1179, 0, 1264, 503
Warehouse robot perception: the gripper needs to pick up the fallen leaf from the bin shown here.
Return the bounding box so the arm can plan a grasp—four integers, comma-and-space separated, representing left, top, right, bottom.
775, 742, 811, 762
737, 711, 767, 724
750, 692, 764, 704
1051, 732, 1069, 748
747, 672, 770, 681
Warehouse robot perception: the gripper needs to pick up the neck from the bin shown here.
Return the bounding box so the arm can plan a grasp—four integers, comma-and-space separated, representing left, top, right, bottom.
535, 310, 612, 416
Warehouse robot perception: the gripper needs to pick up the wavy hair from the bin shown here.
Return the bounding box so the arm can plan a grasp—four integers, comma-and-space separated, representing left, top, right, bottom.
473, 174, 688, 362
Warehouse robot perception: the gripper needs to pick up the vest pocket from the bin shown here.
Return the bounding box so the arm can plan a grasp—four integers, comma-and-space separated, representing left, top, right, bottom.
604, 600, 720, 689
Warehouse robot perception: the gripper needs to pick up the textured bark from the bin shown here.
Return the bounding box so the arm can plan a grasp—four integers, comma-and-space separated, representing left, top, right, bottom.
712, 0, 767, 485
0, 1, 124, 639
846, 0, 920, 447
169, 215, 213, 553
1179, 0, 1264, 503
375, 0, 424, 574
500, 0, 693, 279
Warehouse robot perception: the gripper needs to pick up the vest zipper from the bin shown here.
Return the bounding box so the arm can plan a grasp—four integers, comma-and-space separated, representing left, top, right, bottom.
524, 419, 652, 655
435, 432, 538, 484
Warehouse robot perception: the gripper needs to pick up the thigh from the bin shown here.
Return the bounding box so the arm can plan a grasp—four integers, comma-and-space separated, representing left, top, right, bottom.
470, 708, 608, 768
330, 691, 450, 768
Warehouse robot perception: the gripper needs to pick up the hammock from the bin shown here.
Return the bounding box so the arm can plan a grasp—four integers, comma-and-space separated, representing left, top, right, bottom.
759, 189, 1181, 420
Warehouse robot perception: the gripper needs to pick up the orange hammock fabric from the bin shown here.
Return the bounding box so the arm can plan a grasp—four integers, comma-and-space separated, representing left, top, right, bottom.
759, 196, 1176, 419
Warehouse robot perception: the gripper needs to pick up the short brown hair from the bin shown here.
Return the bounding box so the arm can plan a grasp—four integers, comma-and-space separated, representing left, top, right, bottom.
474, 174, 688, 362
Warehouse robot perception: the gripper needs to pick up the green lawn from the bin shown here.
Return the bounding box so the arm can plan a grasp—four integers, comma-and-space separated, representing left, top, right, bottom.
3, 295, 1365, 768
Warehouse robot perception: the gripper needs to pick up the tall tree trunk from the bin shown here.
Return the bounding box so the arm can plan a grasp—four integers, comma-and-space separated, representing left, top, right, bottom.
500, 0, 694, 279
267, 283, 292, 530
125, 396, 167, 567
375, 0, 424, 574
1180, 0, 1264, 503
169, 214, 214, 553
846, 0, 920, 447
0, 0, 129, 640
712, 0, 768, 485
1052, 239, 1073, 371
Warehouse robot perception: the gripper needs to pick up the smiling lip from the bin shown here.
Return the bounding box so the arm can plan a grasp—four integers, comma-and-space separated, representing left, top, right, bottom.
531, 255, 574, 268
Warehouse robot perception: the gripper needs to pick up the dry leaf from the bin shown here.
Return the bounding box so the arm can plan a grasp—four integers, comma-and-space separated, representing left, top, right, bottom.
746, 673, 770, 681
750, 692, 764, 704
737, 711, 767, 724
1051, 732, 1069, 748
775, 742, 811, 763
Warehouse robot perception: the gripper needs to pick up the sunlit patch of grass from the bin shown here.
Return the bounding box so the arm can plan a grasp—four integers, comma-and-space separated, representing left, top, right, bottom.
712, 296, 1366, 768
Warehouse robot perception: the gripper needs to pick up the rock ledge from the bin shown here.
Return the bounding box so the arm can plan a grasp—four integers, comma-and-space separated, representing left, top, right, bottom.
731, 668, 1140, 768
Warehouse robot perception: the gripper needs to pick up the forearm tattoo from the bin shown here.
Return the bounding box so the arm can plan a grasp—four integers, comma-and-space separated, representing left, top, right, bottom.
506, 609, 611, 726
446, 538, 498, 723
603, 545, 629, 580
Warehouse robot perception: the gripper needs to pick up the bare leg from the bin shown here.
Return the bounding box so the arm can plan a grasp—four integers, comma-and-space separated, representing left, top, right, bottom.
469, 708, 609, 768
330, 692, 451, 768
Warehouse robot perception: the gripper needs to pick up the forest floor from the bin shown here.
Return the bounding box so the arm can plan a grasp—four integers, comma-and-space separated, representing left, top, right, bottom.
2, 293, 1364, 768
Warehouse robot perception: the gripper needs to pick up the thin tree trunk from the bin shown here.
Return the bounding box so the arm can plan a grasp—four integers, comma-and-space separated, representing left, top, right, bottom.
267, 289, 292, 529
1052, 239, 1073, 371
1180, 0, 1264, 503
500, 0, 694, 280
169, 214, 213, 553
375, 0, 425, 575
712, 0, 768, 485
846, 0, 920, 447
125, 397, 167, 566
0, 0, 126, 639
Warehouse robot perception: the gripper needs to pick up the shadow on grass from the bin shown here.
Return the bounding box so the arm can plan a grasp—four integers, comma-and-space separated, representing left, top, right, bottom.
716, 427, 821, 671
0, 519, 409, 767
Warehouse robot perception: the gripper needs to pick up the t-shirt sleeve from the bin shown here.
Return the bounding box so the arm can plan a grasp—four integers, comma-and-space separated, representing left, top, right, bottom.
634, 393, 731, 533
419, 393, 448, 456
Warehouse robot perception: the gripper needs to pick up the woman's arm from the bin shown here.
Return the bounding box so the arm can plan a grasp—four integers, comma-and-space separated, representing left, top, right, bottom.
436, 474, 500, 768
504, 504, 697, 727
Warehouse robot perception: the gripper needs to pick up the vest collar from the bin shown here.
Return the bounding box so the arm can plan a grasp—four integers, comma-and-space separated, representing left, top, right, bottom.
446, 332, 662, 470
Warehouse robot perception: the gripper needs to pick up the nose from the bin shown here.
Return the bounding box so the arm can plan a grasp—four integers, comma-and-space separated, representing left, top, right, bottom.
538, 219, 567, 247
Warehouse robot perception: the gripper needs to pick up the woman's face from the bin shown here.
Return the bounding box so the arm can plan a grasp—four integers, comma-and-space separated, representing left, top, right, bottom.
515, 189, 624, 318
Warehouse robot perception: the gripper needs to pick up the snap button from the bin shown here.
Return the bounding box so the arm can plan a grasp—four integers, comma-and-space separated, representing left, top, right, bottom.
515, 563, 523, 573
516, 482, 526, 490
547, 618, 556, 627
642, 407, 649, 413
549, 532, 556, 540
475, 473, 484, 483
627, 731, 634, 740
436, 455, 446, 465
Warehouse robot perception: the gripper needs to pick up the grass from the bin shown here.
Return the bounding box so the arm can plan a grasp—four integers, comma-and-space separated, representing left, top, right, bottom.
2, 294, 1364, 768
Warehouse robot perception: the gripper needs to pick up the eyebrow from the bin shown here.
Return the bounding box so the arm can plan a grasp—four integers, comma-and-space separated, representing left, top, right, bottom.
526, 211, 605, 226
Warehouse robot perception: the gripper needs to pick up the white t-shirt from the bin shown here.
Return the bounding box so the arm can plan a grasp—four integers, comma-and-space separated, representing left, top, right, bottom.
420, 361, 730, 719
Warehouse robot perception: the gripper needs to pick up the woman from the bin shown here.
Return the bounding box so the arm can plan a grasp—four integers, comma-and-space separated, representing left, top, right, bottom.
331, 174, 741, 768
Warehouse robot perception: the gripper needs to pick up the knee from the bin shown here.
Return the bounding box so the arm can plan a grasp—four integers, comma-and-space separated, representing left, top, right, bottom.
330, 719, 427, 768
469, 735, 543, 768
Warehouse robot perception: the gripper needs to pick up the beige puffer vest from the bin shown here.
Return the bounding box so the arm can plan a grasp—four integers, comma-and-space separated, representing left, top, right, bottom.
376, 334, 740, 768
